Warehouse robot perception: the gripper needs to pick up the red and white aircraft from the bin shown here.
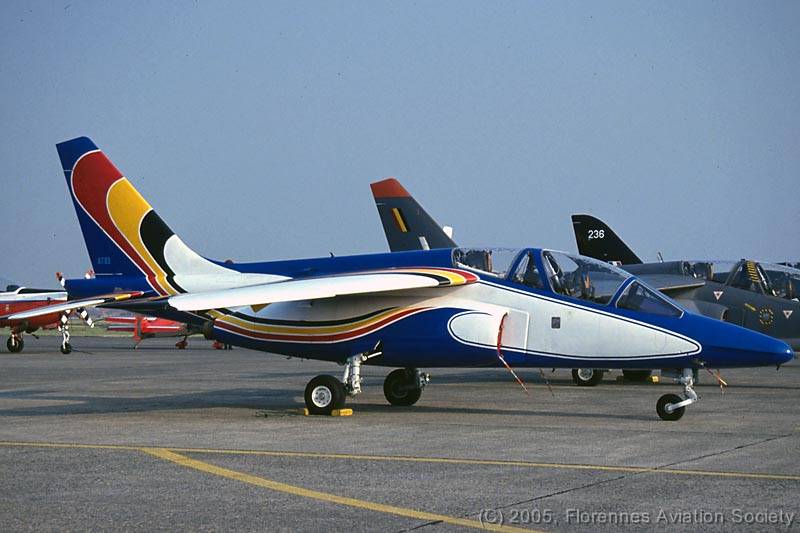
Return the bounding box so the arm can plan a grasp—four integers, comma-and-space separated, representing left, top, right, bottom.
0, 284, 87, 353
104, 315, 196, 349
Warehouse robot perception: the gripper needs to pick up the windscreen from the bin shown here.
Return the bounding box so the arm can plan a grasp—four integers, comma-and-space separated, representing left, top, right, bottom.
452, 248, 523, 278
761, 263, 800, 301
616, 280, 683, 317
541, 250, 630, 304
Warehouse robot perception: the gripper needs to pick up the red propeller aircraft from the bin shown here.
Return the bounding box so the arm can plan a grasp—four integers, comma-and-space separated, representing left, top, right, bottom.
0, 284, 77, 353
104, 314, 198, 349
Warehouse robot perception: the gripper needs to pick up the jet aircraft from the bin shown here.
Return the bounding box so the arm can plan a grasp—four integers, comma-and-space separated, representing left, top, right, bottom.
4, 138, 792, 421
572, 214, 800, 354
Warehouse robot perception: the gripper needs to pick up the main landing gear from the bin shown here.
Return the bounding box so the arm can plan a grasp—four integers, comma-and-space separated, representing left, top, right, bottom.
656, 368, 698, 421
383, 368, 429, 406
6, 334, 24, 353
571, 368, 604, 386
302, 343, 430, 415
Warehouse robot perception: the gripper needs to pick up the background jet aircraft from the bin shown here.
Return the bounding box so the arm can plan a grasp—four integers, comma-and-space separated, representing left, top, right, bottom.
6, 137, 792, 422
0, 283, 85, 353
572, 214, 800, 353
371, 178, 456, 251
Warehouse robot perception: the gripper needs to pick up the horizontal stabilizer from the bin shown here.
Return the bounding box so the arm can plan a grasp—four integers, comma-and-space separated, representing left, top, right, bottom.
1, 291, 144, 321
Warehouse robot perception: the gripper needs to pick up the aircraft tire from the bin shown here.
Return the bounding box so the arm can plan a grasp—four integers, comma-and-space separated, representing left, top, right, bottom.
383, 369, 422, 406
304, 375, 346, 415
656, 393, 685, 421
571, 368, 603, 387
60, 342, 72, 355
622, 370, 652, 382
7, 337, 24, 353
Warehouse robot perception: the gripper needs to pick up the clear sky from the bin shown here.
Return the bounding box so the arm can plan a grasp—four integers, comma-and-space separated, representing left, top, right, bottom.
1, 1, 798, 287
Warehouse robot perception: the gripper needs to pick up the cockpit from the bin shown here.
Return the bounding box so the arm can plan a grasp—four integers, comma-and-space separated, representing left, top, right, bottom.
452, 247, 683, 316
681, 259, 800, 302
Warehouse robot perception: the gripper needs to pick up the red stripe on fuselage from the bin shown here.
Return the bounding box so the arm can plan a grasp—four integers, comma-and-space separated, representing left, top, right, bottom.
216, 307, 426, 343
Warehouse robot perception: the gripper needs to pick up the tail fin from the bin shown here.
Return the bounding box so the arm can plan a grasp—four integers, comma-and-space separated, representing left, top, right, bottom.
571, 214, 642, 265
56, 136, 229, 294
370, 178, 457, 252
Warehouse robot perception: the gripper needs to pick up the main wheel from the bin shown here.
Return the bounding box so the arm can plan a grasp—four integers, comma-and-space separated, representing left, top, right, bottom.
60, 342, 72, 355
571, 368, 604, 386
7, 337, 24, 353
656, 393, 685, 421
304, 375, 346, 415
622, 370, 652, 382
383, 369, 422, 406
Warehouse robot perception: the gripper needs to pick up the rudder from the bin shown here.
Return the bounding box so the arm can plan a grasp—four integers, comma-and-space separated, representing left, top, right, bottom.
370, 178, 457, 252
571, 214, 642, 265
56, 136, 227, 295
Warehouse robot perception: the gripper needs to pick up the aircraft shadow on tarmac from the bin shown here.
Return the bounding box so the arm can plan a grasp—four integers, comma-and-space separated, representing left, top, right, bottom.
0, 385, 650, 421
0, 387, 298, 417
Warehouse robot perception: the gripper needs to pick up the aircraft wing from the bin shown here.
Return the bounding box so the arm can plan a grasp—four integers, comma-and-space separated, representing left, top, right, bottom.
637, 274, 705, 296
115, 268, 478, 312
0, 292, 144, 320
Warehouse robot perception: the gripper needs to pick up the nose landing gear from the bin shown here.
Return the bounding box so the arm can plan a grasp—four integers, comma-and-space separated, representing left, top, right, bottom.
58, 311, 72, 355
656, 368, 698, 421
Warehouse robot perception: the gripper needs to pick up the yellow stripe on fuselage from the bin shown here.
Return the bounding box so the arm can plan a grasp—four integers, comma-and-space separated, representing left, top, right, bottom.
212, 307, 411, 335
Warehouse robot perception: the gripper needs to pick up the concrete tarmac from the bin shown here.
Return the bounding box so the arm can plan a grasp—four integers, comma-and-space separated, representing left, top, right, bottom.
0, 336, 797, 531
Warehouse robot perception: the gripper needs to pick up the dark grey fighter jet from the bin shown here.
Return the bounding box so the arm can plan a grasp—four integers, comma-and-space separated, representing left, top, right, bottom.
572, 214, 800, 356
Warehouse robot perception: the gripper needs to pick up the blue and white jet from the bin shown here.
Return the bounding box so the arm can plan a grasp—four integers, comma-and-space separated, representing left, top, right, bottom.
6, 137, 793, 421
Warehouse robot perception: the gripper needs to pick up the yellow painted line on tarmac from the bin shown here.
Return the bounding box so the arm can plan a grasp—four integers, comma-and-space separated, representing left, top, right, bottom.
0, 441, 536, 531
143, 447, 537, 532
1, 441, 799, 482
169, 447, 800, 482
0, 440, 140, 451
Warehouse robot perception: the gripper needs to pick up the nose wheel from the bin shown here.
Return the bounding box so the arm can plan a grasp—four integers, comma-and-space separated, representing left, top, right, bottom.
656, 368, 698, 421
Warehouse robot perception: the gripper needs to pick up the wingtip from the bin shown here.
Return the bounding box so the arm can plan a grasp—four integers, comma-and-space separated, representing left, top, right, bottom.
370, 177, 410, 198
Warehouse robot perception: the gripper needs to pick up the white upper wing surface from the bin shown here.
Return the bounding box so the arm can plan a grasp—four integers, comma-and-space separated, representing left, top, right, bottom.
166, 268, 478, 311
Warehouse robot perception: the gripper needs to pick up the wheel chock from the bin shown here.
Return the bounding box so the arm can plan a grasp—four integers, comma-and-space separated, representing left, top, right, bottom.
302, 408, 354, 417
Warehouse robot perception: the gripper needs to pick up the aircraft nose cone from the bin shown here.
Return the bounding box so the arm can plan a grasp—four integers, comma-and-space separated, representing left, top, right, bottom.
772, 340, 795, 366
688, 315, 794, 368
